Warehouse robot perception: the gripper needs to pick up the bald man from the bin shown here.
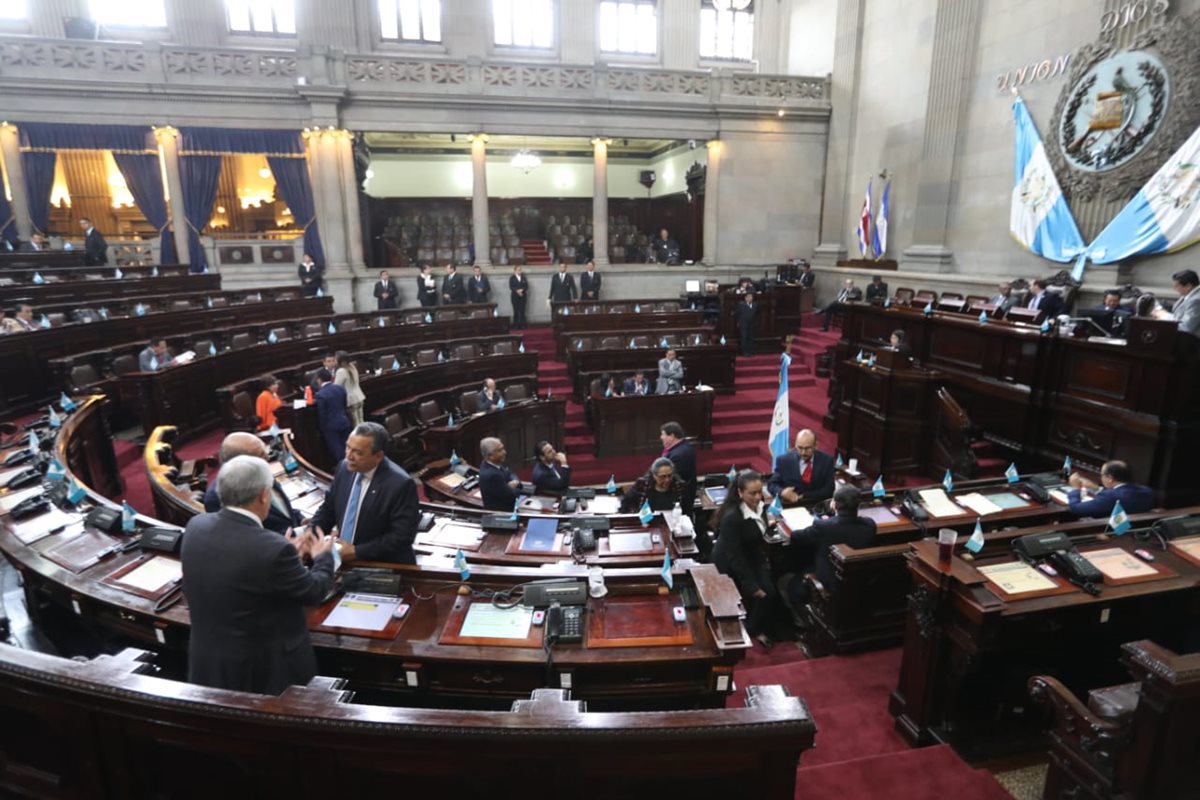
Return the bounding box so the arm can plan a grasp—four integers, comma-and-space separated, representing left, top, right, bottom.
202, 431, 302, 535
768, 429, 836, 505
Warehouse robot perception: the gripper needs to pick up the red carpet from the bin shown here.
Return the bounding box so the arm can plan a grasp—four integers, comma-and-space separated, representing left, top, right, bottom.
115, 427, 225, 516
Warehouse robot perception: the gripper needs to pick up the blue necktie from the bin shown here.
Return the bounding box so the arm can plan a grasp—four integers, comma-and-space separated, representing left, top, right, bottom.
340, 474, 364, 544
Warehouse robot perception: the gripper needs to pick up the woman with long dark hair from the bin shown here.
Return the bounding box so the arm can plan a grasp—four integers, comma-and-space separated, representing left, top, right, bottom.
712, 469, 780, 647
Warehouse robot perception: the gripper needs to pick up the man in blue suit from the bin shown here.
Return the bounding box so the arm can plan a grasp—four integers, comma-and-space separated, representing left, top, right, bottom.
1067, 460, 1154, 518
768, 429, 835, 505
479, 436, 523, 511
203, 431, 301, 535
314, 368, 352, 462
311, 422, 420, 564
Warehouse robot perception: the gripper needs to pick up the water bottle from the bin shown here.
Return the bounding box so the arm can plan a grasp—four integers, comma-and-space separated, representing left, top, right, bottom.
670, 502, 683, 531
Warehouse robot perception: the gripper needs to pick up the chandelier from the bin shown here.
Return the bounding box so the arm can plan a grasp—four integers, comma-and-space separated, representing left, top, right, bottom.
711, 0, 752, 10
511, 150, 542, 173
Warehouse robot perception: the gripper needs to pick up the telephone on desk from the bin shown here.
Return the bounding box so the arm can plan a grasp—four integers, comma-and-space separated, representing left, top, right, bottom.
1013, 530, 1103, 594
3, 448, 36, 468
9, 495, 50, 520
901, 491, 929, 522
572, 528, 597, 553
5, 467, 44, 491
546, 602, 584, 643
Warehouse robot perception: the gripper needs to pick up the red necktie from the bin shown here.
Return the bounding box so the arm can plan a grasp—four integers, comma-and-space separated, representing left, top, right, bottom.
802, 461, 812, 484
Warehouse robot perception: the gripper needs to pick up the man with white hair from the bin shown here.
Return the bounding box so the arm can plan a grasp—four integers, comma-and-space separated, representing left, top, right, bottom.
181, 455, 335, 695
201, 431, 301, 535
479, 436, 522, 511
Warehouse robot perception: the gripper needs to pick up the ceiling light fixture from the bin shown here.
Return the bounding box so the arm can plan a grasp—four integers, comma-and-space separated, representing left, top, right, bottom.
511, 150, 542, 174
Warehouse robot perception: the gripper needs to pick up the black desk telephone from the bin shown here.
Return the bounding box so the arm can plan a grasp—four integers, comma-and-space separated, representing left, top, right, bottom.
9, 495, 50, 520
901, 492, 929, 522
5, 467, 43, 491
1013, 531, 1103, 593
572, 528, 597, 553
546, 602, 584, 643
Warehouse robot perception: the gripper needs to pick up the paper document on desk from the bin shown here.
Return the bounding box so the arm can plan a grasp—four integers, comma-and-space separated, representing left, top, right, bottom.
608, 532, 654, 553
1048, 489, 1070, 506
114, 556, 182, 593
978, 561, 1057, 594
459, 603, 533, 639
12, 508, 81, 544
174, 350, 196, 364
917, 488, 963, 518
781, 507, 814, 531
587, 495, 621, 515
1081, 548, 1157, 580
321, 594, 399, 631
439, 472, 465, 488
957, 492, 1003, 516
279, 476, 313, 500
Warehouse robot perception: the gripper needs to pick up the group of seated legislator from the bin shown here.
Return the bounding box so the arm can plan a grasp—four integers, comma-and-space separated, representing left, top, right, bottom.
587, 349, 687, 397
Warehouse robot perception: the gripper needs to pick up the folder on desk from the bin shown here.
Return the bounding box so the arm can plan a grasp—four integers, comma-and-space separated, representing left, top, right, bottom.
521, 518, 559, 552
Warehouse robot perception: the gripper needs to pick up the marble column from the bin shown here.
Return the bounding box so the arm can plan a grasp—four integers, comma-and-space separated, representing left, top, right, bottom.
812, 0, 866, 267
591, 138, 610, 268
900, 0, 983, 272
702, 139, 722, 266
470, 134, 491, 268
0, 124, 32, 240
335, 132, 365, 269
154, 127, 191, 268
307, 130, 348, 269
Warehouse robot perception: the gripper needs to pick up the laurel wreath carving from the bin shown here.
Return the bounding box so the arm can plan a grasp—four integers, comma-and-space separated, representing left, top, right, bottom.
1059, 63, 1166, 170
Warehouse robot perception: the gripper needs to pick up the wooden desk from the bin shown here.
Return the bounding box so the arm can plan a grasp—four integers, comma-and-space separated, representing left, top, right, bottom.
888, 538, 1200, 757
421, 398, 566, 473
567, 343, 738, 398
587, 390, 714, 457
553, 311, 706, 357
0, 250, 84, 270
0, 273, 219, 307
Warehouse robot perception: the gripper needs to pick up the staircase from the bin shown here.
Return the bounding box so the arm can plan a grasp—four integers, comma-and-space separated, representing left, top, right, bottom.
521, 239, 553, 266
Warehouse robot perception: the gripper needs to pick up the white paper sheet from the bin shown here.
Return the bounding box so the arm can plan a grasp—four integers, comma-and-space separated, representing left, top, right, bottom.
587, 495, 621, 515
956, 492, 1004, 516
781, 506, 814, 531
1048, 489, 1071, 506
114, 556, 182, 593
458, 603, 533, 639
917, 488, 963, 518
321, 593, 399, 631
428, 521, 486, 548
12, 508, 82, 544
978, 561, 1058, 594
608, 532, 654, 553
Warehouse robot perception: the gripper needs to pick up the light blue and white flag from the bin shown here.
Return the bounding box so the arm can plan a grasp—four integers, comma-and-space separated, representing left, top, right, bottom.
719, 335, 727, 345
447, 413, 454, 426
114, 267, 123, 279
660, 549, 674, 590
437, 350, 445, 362
978, 310, 989, 324
727, 465, 738, 485
59, 392, 76, 412
1073, 123, 1200, 279
873, 475, 885, 498
872, 180, 890, 259
1005, 463, 1019, 483
518, 341, 525, 353
268, 422, 281, 439
607, 475, 618, 494
315, 286, 323, 297
449, 449, 460, 467
496, 395, 506, 409
767, 352, 791, 469
454, 549, 471, 580
767, 493, 783, 517
391, 356, 401, 371
639, 500, 655, 525
32, 271, 44, 284
134, 303, 146, 317
855, 350, 865, 364
923, 302, 933, 316
867, 354, 876, 368
267, 330, 278, 344
208, 341, 217, 356
48, 405, 61, 428
835, 452, 844, 469
883, 296, 892, 309
67, 477, 86, 505
46, 458, 66, 482
27, 429, 38, 453
1109, 500, 1131, 534
510, 497, 520, 522
40, 314, 51, 328
424, 312, 432, 323
1063, 454, 1072, 477
121, 501, 137, 532
327, 321, 336, 335
1040, 318, 1051, 333
965, 519, 985, 554
150, 265, 159, 277
634, 303, 642, 313
942, 469, 954, 493
283, 448, 298, 472
1010, 95, 1086, 262
629, 338, 637, 349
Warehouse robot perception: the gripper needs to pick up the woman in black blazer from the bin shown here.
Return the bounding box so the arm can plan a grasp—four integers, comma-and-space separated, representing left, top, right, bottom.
712, 469, 780, 646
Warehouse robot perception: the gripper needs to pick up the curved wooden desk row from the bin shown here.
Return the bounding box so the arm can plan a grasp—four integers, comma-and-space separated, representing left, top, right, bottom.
586, 390, 714, 458
0, 249, 87, 269
567, 342, 738, 397
554, 313, 707, 356
0, 644, 814, 800
118, 310, 511, 437
1, 275, 225, 314
0, 261, 192, 291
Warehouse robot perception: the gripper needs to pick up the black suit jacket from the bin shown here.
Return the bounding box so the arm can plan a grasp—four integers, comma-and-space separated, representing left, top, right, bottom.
479, 460, 521, 511
181, 508, 335, 694
1026, 291, 1063, 319
735, 300, 758, 333
789, 513, 877, 592
509, 273, 528, 299
712, 507, 772, 596
799, 271, 815, 289
768, 449, 836, 503
311, 458, 419, 564
549, 272, 577, 302
468, 275, 491, 303
580, 271, 602, 299
865, 282, 889, 302
298, 262, 323, 296
84, 228, 108, 265
442, 272, 467, 304
531, 460, 571, 492
203, 481, 300, 535
664, 440, 697, 515
623, 378, 653, 396
417, 274, 438, 306
373, 279, 398, 309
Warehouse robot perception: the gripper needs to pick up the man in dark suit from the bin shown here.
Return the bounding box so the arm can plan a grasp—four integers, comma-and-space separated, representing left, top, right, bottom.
509, 265, 529, 329
297, 253, 323, 297
479, 436, 522, 511
778, 484, 877, 625
477, 378, 501, 411
441, 263, 467, 305
798, 262, 815, 289
819, 279, 863, 331
531, 440, 571, 493
203, 432, 302, 535
1024, 278, 1063, 319
659, 422, 696, 520
1067, 460, 1154, 518
549, 263, 577, 302
734, 291, 758, 356
865, 275, 889, 303
311, 422, 420, 564
580, 261, 601, 300
138, 337, 175, 372
181, 455, 336, 694
18, 233, 47, 252
468, 265, 491, 303
314, 368, 352, 462
623, 369, 653, 396
78, 217, 107, 265
768, 429, 836, 504
417, 264, 438, 307
1089, 290, 1131, 337
373, 270, 398, 310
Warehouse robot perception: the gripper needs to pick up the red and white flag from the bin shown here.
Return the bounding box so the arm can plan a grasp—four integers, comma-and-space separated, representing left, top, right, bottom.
856, 179, 873, 257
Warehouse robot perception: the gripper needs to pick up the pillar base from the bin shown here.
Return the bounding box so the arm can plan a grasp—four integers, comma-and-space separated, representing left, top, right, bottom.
593, 257, 611, 269
812, 243, 848, 268
900, 245, 955, 273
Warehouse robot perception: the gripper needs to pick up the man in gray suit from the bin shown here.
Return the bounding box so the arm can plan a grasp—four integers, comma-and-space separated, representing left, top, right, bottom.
181, 456, 336, 694
656, 349, 684, 394
138, 337, 174, 372
1169, 269, 1200, 339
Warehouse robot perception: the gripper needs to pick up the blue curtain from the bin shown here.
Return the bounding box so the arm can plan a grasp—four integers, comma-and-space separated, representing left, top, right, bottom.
0, 189, 15, 245
268, 156, 325, 265
179, 127, 304, 155
113, 153, 176, 265
22, 152, 56, 235
179, 155, 222, 273
19, 122, 153, 152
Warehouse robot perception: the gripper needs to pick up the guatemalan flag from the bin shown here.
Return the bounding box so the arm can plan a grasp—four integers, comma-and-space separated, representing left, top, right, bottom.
767, 352, 792, 469
1010, 95, 1085, 262
872, 181, 890, 259
1073, 123, 1200, 279
856, 179, 872, 257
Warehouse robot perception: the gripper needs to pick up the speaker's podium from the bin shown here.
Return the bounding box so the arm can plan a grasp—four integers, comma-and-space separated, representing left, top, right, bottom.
833, 347, 936, 482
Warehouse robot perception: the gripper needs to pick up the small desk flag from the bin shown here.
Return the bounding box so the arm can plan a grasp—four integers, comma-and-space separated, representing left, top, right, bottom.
67, 477, 86, 505
867, 354, 876, 368
497, 395, 506, 409
316, 286, 324, 297
923, 302, 933, 316
883, 297, 891, 309
391, 357, 401, 371
205, 296, 213, 308
855, 350, 865, 364
327, 321, 337, 335
149, 354, 159, 371
1109, 500, 1131, 535
424, 312, 433, 323
639, 500, 655, 525
634, 303, 642, 313
1040, 319, 1051, 333
727, 465, 738, 484
150, 265, 159, 277
965, 519, 985, 554
873, 475, 886, 498
942, 469, 954, 493
455, 549, 471, 580
27, 429, 38, 453
767, 493, 783, 517
447, 413, 455, 426
607, 475, 618, 494
978, 310, 989, 324
660, 549, 674, 590
1062, 455, 1072, 478
40, 314, 51, 328
32, 272, 44, 284
208, 342, 217, 356
114, 267, 123, 279
449, 450, 460, 468
518, 341, 525, 353
121, 501, 137, 532
719, 335, 727, 345
134, 303, 146, 317
835, 452, 844, 469
268, 422, 281, 438
283, 449, 299, 473
59, 392, 76, 412
267, 330, 278, 344
48, 406, 61, 428
1005, 463, 1019, 483
46, 458, 66, 482
510, 497, 520, 522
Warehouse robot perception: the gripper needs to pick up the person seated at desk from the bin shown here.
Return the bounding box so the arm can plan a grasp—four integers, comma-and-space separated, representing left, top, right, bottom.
768, 429, 835, 505
819, 279, 862, 331
313, 368, 352, 462
1, 303, 38, 334
620, 457, 685, 513
477, 378, 501, 411
624, 369, 653, 396
311, 422, 420, 564
656, 349, 684, 394
1066, 460, 1154, 519
989, 281, 1017, 314
479, 436, 522, 511
712, 469, 781, 647
888, 329, 913, 358
182, 455, 336, 695
798, 262, 815, 289
865, 275, 889, 303
1024, 278, 1063, 319
592, 373, 622, 398
255, 375, 283, 432
18, 233, 48, 252
777, 485, 878, 627
531, 440, 571, 493
203, 431, 301, 535
1090, 290, 1131, 337
139, 337, 175, 372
